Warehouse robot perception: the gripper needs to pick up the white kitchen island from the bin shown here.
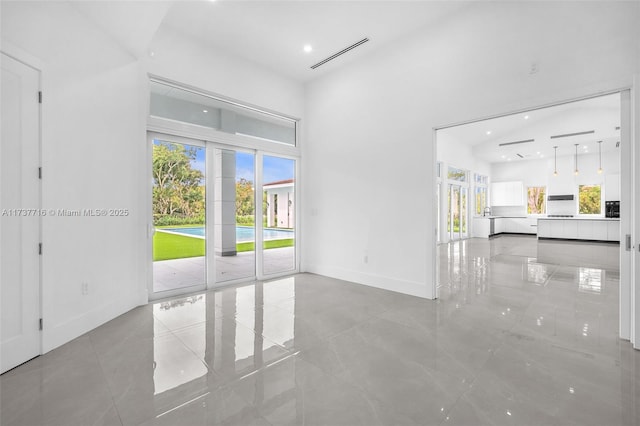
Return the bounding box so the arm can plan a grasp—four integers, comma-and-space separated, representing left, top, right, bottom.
537, 217, 620, 242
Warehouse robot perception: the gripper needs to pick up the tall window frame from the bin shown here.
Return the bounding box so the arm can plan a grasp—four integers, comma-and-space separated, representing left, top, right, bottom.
446, 166, 470, 240
146, 78, 301, 300
474, 173, 488, 216
527, 186, 546, 215
578, 184, 603, 215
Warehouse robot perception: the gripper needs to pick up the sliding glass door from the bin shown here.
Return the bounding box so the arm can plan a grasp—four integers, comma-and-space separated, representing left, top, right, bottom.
214, 148, 256, 283
262, 155, 296, 275
152, 138, 207, 294
448, 184, 468, 241
150, 134, 297, 298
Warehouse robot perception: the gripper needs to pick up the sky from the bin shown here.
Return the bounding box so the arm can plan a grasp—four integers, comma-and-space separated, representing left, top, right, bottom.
154, 140, 294, 184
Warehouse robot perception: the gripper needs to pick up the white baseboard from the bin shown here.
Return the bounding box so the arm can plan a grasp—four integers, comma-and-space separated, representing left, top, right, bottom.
303, 264, 433, 299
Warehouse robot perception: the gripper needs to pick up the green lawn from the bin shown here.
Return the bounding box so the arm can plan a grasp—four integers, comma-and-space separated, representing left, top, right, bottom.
153, 231, 204, 261
153, 230, 293, 261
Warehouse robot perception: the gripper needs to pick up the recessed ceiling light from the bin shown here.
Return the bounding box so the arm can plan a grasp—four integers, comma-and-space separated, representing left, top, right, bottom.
203, 109, 208, 113
501, 155, 506, 159
583, 145, 588, 149
303, 45, 313, 53
524, 115, 529, 120
536, 151, 540, 155
486, 130, 492, 135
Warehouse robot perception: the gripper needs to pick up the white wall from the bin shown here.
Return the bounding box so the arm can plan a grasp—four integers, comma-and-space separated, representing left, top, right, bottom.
302, 1, 640, 299
146, 26, 304, 119
1, 2, 304, 352
438, 136, 491, 177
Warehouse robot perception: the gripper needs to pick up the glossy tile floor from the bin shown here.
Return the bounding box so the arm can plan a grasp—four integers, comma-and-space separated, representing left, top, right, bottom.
1, 236, 639, 426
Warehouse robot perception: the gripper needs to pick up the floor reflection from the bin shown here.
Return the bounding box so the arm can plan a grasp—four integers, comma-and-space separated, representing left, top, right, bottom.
1, 237, 637, 426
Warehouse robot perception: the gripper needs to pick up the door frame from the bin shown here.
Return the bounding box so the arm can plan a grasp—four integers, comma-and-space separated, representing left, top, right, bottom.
147, 130, 300, 301
432, 88, 637, 347
147, 133, 209, 301
0, 50, 43, 371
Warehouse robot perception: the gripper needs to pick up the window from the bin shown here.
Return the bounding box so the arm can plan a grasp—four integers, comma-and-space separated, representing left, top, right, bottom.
447, 166, 467, 182
149, 80, 297, 146
475, 187, 487, 215
527, 186, 546, 214
474, 173, 488, 215
474, 173, 488, 185
578, 184, 602, 215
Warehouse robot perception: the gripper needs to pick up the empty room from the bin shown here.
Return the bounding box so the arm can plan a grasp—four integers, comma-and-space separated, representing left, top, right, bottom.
1, 1, 640, 425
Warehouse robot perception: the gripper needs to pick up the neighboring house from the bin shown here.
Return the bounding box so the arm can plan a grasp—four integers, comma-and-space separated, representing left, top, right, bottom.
264, 179, 294, 229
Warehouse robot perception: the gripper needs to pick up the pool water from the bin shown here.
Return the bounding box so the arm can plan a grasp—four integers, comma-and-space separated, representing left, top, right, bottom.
160, 226, 293, 242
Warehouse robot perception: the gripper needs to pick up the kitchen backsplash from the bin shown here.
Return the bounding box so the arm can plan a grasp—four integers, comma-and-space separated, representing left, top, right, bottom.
491, 206, 527, 216
546, 199, 577, 216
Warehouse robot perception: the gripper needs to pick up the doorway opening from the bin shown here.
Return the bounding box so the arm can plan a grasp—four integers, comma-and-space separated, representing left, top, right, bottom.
149, 133, 298, 299
434, 90, 634, 344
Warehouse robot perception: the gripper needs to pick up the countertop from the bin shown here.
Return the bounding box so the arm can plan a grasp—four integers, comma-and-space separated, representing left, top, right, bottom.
476, 216, 620, 221
476, 216, 527, 219
538, 217, 620, 221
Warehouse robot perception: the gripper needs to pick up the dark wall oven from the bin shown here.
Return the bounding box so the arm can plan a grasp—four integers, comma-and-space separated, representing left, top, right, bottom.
605, 201, 620, 218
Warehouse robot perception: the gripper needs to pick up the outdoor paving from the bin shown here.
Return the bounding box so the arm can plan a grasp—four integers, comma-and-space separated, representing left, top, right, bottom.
153, 247, 295, 293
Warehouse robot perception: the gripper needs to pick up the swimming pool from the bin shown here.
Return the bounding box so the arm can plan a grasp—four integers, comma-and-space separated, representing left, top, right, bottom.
159, 226, 293, 242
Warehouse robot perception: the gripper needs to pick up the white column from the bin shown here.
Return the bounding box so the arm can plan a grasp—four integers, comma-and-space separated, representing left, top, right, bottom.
215, 149, 237, 256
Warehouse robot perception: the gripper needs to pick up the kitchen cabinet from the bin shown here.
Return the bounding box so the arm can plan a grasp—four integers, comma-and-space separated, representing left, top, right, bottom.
607, 221, 620, 241
537, 219, 551, 237
605, 174, 620, 201
538, 219, 563, 238
490, 217, 536, 235
493, 218, 504, 234
472, 218, 490, 238
538, 219, 619, 242
490, 181, 524, 206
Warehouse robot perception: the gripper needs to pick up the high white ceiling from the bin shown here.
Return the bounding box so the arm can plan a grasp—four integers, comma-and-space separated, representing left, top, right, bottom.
65, 0, 469, 82
438, 93, 621, 164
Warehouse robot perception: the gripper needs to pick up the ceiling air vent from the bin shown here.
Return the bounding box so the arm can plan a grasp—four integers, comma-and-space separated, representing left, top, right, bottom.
498, 139, 534, 147
550, 130, 594, 139
310, 38, 369, 70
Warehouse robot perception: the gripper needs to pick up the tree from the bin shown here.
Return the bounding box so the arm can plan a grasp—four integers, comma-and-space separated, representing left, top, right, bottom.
579, 185, 601, 214
152, 142, 204, 223
527, 187, 545, 214
235, 178, 254, 217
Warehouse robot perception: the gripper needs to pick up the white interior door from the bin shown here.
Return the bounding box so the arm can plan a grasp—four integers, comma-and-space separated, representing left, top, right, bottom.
1, 53, 41, 373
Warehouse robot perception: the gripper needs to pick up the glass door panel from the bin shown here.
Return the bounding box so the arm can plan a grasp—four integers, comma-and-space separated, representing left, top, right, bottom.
152, 139, 206, 293
461, 187, 468, 237
450, 185, 461, 240
447, 185, 451, 235
436, 184, 441, 243
215, 149, 256, 283
262, 155, 296, 275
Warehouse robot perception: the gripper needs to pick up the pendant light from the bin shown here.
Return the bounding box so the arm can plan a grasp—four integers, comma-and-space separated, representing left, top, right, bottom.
597, 141, 603, 174
553, 146, 558, 176
574, 143, 579, 176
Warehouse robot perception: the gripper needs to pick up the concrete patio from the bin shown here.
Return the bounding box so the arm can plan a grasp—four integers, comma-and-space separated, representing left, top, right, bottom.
153, 247, 295, 293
